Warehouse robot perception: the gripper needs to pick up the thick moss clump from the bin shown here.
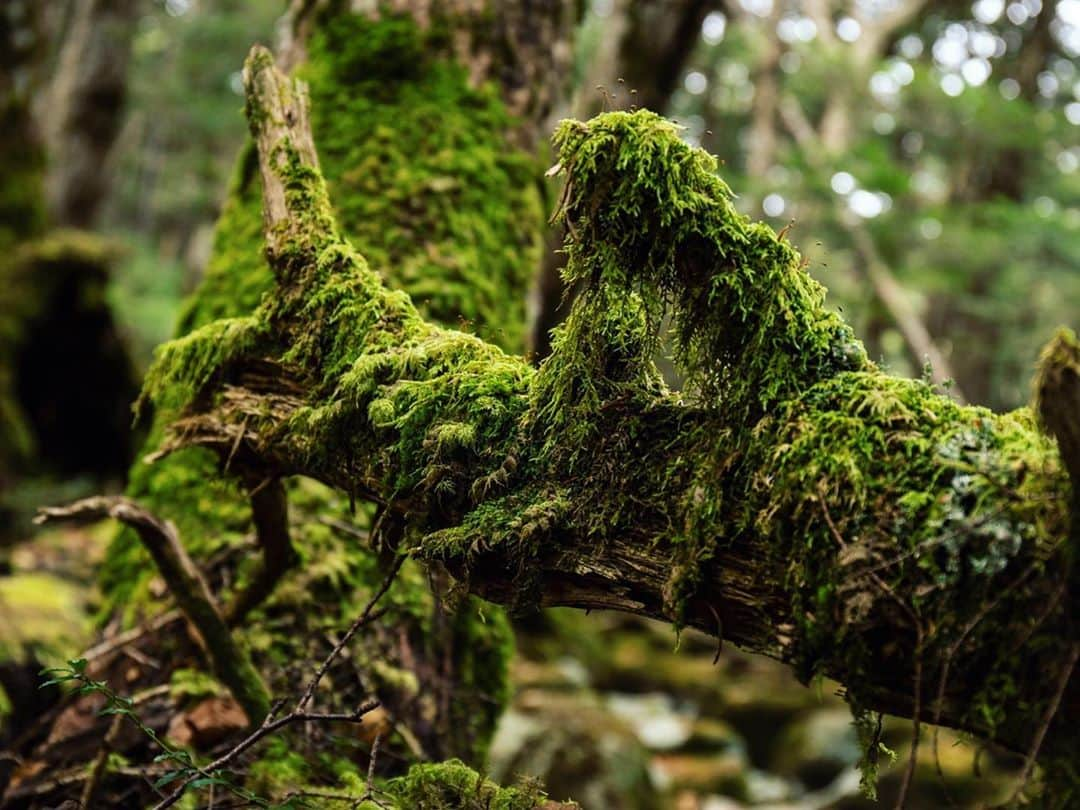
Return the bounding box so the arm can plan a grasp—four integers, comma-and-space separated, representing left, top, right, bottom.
542, 111, 1074, 799
549, 112, 866, 418
246, 751, 561, 809
382, 759, 555, 809
419, 111, 1074, 796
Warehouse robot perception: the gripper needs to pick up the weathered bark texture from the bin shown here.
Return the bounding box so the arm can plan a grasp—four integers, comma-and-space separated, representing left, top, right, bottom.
134, 48, 1078, 805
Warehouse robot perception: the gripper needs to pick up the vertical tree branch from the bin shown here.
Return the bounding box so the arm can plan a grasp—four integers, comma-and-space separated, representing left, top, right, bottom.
44, 0, 139, 228
778, 95, 966, 400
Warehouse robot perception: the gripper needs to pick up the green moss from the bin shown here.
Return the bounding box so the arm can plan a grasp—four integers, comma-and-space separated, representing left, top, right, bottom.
548, 111, 866, 419
299, 12, 542, 351
182, 12, 543, 352
245, 748, 558, 809
127, 82, 1077, 804
174, 144, 270, 333
383, 759, 552, 810
0, 571, 93, 661
746, 373, 1069, 743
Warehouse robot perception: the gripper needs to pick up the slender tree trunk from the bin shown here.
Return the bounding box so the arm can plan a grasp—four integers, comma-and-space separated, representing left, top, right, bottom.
927, 6, 1055, 408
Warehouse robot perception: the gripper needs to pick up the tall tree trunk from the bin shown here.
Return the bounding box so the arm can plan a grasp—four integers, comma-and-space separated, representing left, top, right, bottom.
927, 7, 1055, 408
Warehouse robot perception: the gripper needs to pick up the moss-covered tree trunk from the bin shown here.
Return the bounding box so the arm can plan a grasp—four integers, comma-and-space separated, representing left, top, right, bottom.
137, 49, 1078, 805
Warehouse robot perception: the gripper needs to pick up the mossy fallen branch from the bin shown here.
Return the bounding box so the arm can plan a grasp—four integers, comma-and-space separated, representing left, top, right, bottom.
142, 47, 1077, 802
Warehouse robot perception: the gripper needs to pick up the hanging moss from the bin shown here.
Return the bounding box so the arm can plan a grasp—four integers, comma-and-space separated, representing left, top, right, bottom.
540, 112, 1074, 799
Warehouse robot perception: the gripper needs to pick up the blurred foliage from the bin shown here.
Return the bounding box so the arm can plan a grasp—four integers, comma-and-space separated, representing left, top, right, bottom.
102, 0, 281, 365
665, 0, 1080, 410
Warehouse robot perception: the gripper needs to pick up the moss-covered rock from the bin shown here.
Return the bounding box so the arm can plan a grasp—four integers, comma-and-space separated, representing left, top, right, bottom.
0, 232, 138, 500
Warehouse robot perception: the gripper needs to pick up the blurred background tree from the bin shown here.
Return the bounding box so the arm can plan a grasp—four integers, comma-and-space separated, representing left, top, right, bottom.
663, 0, 1080, 410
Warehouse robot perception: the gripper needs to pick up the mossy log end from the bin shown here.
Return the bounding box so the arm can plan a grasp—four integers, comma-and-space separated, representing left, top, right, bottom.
145, 48, 1077, 797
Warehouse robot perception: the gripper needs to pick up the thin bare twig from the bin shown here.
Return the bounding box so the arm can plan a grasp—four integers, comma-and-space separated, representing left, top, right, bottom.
82, 609, 182, 662
298, 553, 406, 712
35, 497, 271, 725
80, 713, 124, 808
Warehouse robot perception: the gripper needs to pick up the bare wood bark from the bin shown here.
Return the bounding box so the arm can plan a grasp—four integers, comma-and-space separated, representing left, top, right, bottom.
35, 496, 271, 725
224, 478, 298, 624
151, 51, 1076, 772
